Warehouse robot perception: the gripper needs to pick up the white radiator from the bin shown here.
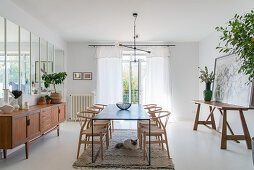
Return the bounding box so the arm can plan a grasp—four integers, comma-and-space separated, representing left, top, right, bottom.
71, 94, 94, 120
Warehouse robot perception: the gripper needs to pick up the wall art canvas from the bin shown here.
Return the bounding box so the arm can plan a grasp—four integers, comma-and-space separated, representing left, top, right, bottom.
213, 54, 254, 107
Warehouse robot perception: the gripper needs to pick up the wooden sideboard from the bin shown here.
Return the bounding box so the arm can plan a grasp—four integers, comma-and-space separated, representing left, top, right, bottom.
0, 102, 66, 159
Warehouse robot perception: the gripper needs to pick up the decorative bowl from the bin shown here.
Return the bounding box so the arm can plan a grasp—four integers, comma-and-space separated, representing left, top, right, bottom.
116, 102, 132, 110
0, 105, 15, 114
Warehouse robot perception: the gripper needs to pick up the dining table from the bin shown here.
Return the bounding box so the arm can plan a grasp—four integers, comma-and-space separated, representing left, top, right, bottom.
91, 104, 151, 165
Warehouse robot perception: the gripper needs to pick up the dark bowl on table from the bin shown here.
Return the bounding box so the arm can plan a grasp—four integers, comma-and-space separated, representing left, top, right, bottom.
116, 102, 132, 110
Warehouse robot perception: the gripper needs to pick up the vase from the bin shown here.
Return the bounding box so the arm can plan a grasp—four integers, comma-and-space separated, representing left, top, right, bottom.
203, 82, 212, 101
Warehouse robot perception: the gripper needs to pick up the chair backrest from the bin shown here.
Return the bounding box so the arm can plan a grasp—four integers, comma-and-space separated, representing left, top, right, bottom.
93, 104, 107, 111
76, 110, 94, 127
148, 107, 162, 118
77, 111, 94, 131
143, 104, 157, 111
87, 106, 100, 114
151, 111, 171, 131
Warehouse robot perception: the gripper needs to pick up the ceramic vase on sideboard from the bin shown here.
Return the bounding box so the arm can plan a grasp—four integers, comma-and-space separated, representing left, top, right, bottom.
203, 82, 212, 101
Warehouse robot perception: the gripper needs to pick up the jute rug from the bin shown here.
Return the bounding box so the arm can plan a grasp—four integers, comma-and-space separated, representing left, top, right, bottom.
73, 129, 174, 169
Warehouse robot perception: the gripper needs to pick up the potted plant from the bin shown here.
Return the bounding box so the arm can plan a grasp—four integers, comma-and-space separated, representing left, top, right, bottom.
199, 66, 215, 101
38, 96, 46, 105
45, 95, 52, 104
216, 10, 254, 82
11, 90, 22, 110
42, 72, 67, 104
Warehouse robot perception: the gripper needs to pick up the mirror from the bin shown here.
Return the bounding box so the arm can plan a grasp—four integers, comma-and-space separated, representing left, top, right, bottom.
0, 17, 4, 98
20, 27, 31, 95
6, 20, 19, 91
31, 33, 39, 95
54, 48, 64, 93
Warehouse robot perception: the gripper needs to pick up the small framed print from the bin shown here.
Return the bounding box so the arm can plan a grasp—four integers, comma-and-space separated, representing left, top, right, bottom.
73, 72, 82, 80
83, 72, 92, 80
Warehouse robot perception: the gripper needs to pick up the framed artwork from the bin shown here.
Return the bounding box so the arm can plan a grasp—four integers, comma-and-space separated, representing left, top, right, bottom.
83, 72, 92, 80
35, 61, 53, 83
212, 54, 254, 107
73, 72, 82, 80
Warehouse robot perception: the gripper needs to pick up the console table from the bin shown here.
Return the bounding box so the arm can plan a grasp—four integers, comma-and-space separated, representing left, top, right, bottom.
0, 103, 66, 159
193, 100, 252, 149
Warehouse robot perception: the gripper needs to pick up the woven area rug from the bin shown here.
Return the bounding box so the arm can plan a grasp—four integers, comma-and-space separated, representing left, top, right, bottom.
73, 129, 174, 169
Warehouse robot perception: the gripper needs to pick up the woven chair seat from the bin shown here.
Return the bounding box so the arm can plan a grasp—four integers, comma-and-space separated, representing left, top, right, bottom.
82, 126, 106, 135
141, 126, 164, 134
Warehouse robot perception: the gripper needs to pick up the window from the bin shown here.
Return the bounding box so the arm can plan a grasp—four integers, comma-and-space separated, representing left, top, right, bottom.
122, 51, 147, 104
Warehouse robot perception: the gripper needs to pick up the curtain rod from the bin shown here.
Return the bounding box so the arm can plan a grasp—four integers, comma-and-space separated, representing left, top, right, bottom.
88, 44, 176, 47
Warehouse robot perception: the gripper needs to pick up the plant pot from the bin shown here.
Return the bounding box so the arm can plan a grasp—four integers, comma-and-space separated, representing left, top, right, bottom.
46, 99, 52, 104
50, 92, 62, 104
38, 98, 46, 105
203, 82, 212, 101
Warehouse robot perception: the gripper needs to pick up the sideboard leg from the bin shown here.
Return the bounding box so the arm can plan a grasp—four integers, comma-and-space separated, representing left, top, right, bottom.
193, 104, 201, 130
25, 142, 29, 159
221, 110, 227, 149
3, 149, 7, 159
57, 125, 60, 136
239, 110, 252, 149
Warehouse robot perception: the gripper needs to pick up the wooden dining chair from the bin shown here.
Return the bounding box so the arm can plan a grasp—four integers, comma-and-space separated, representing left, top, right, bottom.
141, 111, 171, 160
76, 112, 109, 160
138, 106, 162, 147
87, 106, 112, 139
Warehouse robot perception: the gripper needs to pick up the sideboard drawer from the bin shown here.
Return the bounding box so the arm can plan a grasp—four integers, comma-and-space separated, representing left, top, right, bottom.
40, 108, 52, 132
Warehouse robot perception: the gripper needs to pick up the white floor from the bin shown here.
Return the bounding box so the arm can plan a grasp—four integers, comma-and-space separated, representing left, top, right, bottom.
0, 121, 253, 170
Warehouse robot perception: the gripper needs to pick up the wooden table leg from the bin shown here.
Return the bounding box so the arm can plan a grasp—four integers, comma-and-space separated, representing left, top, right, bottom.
57, 125, 60, 136
3, 149, 7, 159
239, 109, 252, 149
209, 106, 216, 130
25, 142, 29, 159
221, 110, 227, 149
193, 104, 201, 130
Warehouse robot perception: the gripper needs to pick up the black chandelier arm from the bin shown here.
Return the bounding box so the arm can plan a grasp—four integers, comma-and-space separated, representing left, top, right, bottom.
120, 44, 150, 53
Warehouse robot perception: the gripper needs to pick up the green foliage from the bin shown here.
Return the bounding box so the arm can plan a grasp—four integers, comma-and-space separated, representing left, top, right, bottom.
198, 66, 215, 83
42, 72, 67, 93
45, 95, 51, 100
215, 10, 254, 81
40, 96, 45, 99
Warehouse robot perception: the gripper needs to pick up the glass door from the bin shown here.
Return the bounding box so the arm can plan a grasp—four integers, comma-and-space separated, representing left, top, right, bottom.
123, 52, 146, 104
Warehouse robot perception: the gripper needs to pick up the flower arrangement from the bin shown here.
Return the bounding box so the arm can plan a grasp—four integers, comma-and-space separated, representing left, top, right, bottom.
198, 66, 215, 83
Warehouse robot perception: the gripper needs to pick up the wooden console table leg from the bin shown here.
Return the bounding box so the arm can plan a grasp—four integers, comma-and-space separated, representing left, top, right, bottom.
3, 149, 7, 159
239, 110, 252, 149
209, 106, 216, 130
221, 110, 227, 149
193, 104, 201, 130
57, 125, 60, 136
25, 142, 29, 159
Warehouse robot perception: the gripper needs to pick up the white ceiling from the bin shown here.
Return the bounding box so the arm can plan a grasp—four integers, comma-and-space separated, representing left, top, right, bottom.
10, 0, 254, 42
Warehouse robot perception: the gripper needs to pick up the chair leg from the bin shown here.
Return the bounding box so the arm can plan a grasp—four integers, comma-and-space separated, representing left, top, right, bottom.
143, 132, 146, 160
100, 133, 104, 160
164, 133, 170, 159
106, 127, 109, 149
139, 132, 142, 149
111, 120, 114, 132
160, 135, 164, 150
77, 134, 82, 159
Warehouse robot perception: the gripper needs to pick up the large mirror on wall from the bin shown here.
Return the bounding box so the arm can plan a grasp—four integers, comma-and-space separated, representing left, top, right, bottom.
20, 27, 31, 95
0, 17, 4, 98
55, 48, 64, 94
0, 15, 65, 100
6, 20, 19, 92
31, 33, 40, 95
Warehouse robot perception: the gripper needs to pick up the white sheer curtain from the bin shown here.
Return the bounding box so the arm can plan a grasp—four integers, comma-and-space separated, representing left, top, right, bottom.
96, 46, 123, 104
143, 47, 172, 111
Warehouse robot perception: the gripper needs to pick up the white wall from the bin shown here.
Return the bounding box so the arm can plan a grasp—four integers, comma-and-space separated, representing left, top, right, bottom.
66, 42, 199, 121
199, 31, 254, 137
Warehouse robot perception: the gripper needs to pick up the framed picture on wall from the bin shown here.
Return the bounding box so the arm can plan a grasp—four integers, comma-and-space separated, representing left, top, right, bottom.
73, 72, 82, 80
83, 72, 92, 80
